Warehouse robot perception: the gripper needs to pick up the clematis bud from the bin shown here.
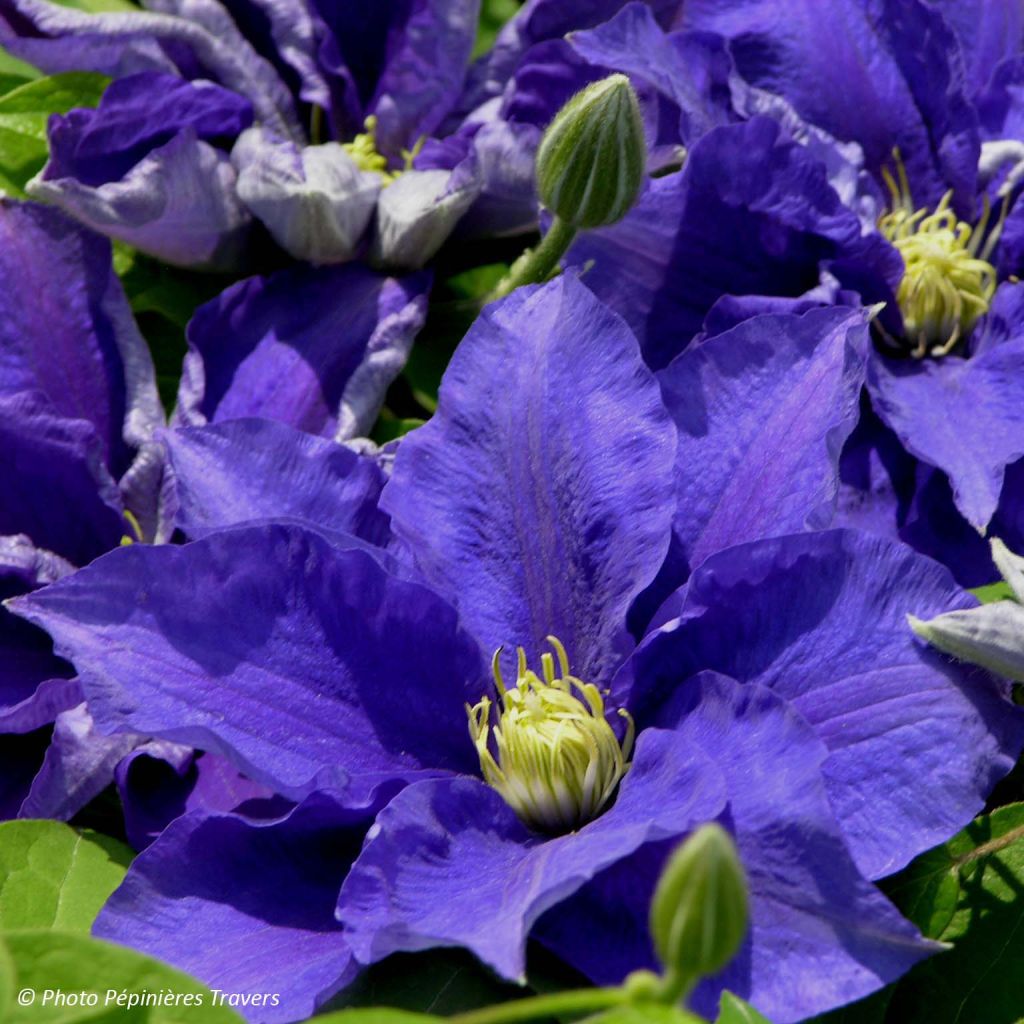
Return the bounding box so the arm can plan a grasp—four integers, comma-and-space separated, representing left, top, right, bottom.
909, 538, 1024, 681
650, 824, 748, 989
536, 73, 646, 230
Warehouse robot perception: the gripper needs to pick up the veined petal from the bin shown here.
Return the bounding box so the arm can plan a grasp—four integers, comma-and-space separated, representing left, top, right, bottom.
176, 262, 429, 440
9, 524, 485, 804
623, 529, 1024, 879
866, 333, 1024, 531
0, 201, 163, 483
30, 129, 252, 270
165, 419, 390, 547
95, 793, 363, 1022
568, 118, 899, 369
382, 275, 677, 685
681, 0, 980, 209
661, 306, 869, 572
338, 729, 725, 981
538, 675, 936, 1023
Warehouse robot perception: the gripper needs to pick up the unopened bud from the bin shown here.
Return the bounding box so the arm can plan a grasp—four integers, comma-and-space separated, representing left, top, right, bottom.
909, 605, 1024, 682
536, 74, 645, 229
650, 824, 748, 985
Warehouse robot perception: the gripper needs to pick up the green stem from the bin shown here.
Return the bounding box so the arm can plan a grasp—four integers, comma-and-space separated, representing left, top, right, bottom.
448, 987, 626, 1024
488, 216, 578, 301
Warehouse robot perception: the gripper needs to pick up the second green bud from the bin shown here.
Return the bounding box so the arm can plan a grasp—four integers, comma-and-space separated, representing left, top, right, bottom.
536, 72, 646, 230
650, 823, 749, 995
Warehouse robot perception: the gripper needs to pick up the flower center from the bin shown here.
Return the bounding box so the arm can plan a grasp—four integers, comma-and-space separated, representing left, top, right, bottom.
341, 115, 423, 185
878, 153, 1003, 358
467, 636, 634, 834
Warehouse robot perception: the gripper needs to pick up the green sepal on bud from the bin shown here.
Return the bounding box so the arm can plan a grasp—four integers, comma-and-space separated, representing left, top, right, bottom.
649, 824, 749, 995
536, 73, 646, 230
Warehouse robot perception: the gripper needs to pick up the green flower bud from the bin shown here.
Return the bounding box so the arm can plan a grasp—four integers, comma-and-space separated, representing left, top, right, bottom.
650, 824, 749, 987
536, 73, 646, 229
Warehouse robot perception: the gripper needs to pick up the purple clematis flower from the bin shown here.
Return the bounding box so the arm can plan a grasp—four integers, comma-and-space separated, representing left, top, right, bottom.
525, 0, 1024, 586
10, 278, 1022, 1022
0, 0, 572, 270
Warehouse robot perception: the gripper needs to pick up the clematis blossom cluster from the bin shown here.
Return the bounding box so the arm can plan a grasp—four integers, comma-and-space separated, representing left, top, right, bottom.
10, 278, 1024, 1023
1, 2, 1024, 1023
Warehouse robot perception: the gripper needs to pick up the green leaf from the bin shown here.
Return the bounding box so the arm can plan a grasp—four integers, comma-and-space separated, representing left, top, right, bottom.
716, 992, 772, 1024
2, 929, 246, 1023
970, 581, 1015, 604
50, 0, 139, 12
314, 1011, 441, 1024
0, 72, 109, 196
879, 802, 1024, 1023
472, 0, 520, 59
881, 844, 961, 938
0, 49, 39, 83
0, 820, 132, 932
0, 935, 13, 1020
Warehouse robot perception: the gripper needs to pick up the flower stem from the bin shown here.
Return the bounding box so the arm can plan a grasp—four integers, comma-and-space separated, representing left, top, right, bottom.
448, 987, 626, 1024
488, 216, 578, 301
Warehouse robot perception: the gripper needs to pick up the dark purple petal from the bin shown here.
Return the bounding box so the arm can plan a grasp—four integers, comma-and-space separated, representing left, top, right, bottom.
462, 0, 683, 114
31, 129, 252, 270
681, 0, 980, 210
569, 118, 899, 369
45, 72, 252, 188
166, 419, 390, 547
382, 276, 677, 685
116, 746, 274, 851
938, 0, 1024, 97
0, 200, 163, 480
866, 338, 1024, 530
977, 55, 1024, 149
0, 730, 48, 820
662, 306, 869, 571
623, 529, 1024, 879
177, 263, 429, 440
446, 119, 540, 239
0, 391, 124, 565
836, 398, 1016, 589
339, 729, 725, 981
566, 4, 727, 143
538, 675, 935, 1023
95, 792, 363, 1022
367, 0, 478, 156
216, 0, 331, 112
10, 525, 485, 805
0, 0, 300, 139
0, 537, 77, 733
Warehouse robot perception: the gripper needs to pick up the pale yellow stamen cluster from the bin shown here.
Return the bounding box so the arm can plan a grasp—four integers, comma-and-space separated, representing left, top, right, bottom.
878, 152, 1005, 358
467, 637, 634, 834
341, 115, 424, 185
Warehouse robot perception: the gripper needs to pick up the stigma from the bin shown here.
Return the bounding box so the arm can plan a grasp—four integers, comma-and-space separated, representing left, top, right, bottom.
467, 637, 634, 834
879, 153, 1004, 358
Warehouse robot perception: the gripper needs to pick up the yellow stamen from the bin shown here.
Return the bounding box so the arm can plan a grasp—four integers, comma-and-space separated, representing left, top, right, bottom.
467, 636, 634, 834
878, 149, 1005, 358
